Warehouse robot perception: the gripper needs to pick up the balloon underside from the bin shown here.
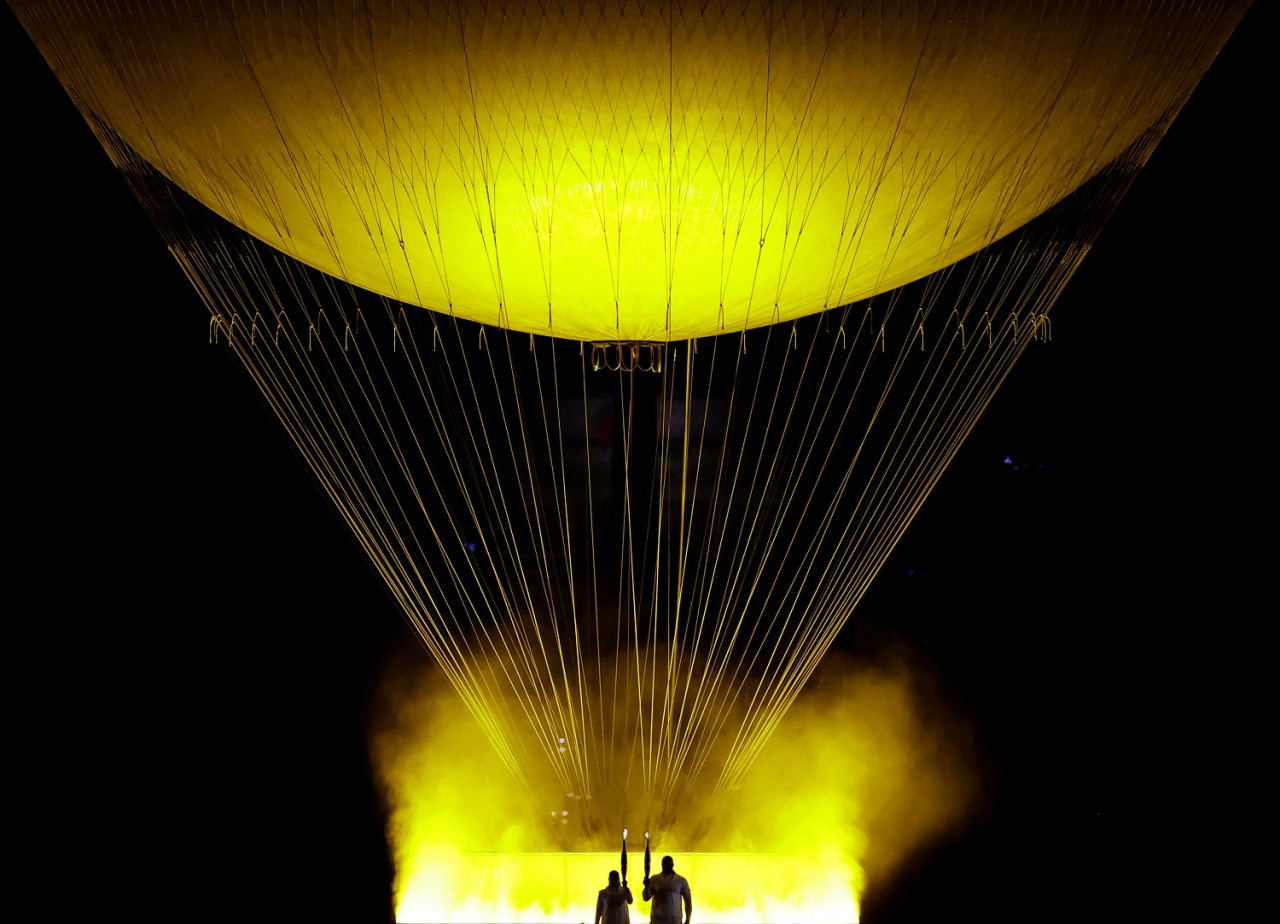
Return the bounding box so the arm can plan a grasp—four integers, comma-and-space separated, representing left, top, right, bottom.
19, 1, 1240, 339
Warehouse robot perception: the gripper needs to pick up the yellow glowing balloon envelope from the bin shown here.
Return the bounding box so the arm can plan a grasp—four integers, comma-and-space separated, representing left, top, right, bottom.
17, 1, 1241, 340
11, 4, 1253, 912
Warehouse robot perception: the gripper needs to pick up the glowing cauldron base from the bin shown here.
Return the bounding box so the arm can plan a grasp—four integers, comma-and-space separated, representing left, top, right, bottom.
396, 851, 859, 923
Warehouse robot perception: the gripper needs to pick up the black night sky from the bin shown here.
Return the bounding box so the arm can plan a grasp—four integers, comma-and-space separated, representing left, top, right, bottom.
6, 5, 1267, 922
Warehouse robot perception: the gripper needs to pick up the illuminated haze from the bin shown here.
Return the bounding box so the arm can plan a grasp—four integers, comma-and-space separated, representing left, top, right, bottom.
372, 645, 977, 922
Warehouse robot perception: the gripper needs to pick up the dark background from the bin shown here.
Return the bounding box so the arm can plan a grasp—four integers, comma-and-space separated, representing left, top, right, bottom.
6, 5, 1265, 921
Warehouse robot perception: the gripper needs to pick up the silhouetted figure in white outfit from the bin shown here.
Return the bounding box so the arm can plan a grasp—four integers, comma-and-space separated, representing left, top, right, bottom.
596, 869, 633, 924
642, 855, 691, 924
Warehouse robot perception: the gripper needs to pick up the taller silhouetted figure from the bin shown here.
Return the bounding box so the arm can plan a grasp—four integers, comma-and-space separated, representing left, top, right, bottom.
642, 855, 692, 924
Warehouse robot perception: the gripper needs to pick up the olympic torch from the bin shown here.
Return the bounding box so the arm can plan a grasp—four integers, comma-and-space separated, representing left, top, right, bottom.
644, 831, 651, 882
621, 829, 629, 887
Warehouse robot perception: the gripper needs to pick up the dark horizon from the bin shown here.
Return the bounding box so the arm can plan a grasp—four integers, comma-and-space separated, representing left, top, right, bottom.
6, 4, 1265, 921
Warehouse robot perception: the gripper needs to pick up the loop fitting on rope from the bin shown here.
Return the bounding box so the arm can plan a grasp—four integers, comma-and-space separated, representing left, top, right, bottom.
590, 341, 665, 373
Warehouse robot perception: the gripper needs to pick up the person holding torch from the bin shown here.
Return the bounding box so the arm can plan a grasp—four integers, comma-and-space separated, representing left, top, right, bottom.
642, 851, 692, 924
595, 831, 633, 924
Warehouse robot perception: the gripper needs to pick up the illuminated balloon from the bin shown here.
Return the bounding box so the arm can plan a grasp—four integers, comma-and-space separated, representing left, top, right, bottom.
10, 0, 1249, 858
14, 1, 1245, 339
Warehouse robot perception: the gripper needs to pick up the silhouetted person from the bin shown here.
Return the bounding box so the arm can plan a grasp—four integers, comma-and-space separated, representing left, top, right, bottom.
642, 855, 692, 924
596, 869, 633, 924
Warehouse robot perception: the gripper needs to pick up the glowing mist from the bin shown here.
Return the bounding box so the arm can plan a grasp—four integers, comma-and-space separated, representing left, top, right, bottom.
371, 649, 976, 922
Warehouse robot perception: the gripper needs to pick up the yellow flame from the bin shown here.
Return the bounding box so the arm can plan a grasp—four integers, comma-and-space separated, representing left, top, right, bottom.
394, 852, 857, 923
372, 648, 976, 922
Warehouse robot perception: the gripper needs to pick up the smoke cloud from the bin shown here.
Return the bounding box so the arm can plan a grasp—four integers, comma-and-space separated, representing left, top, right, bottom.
371, 642, 977, 921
